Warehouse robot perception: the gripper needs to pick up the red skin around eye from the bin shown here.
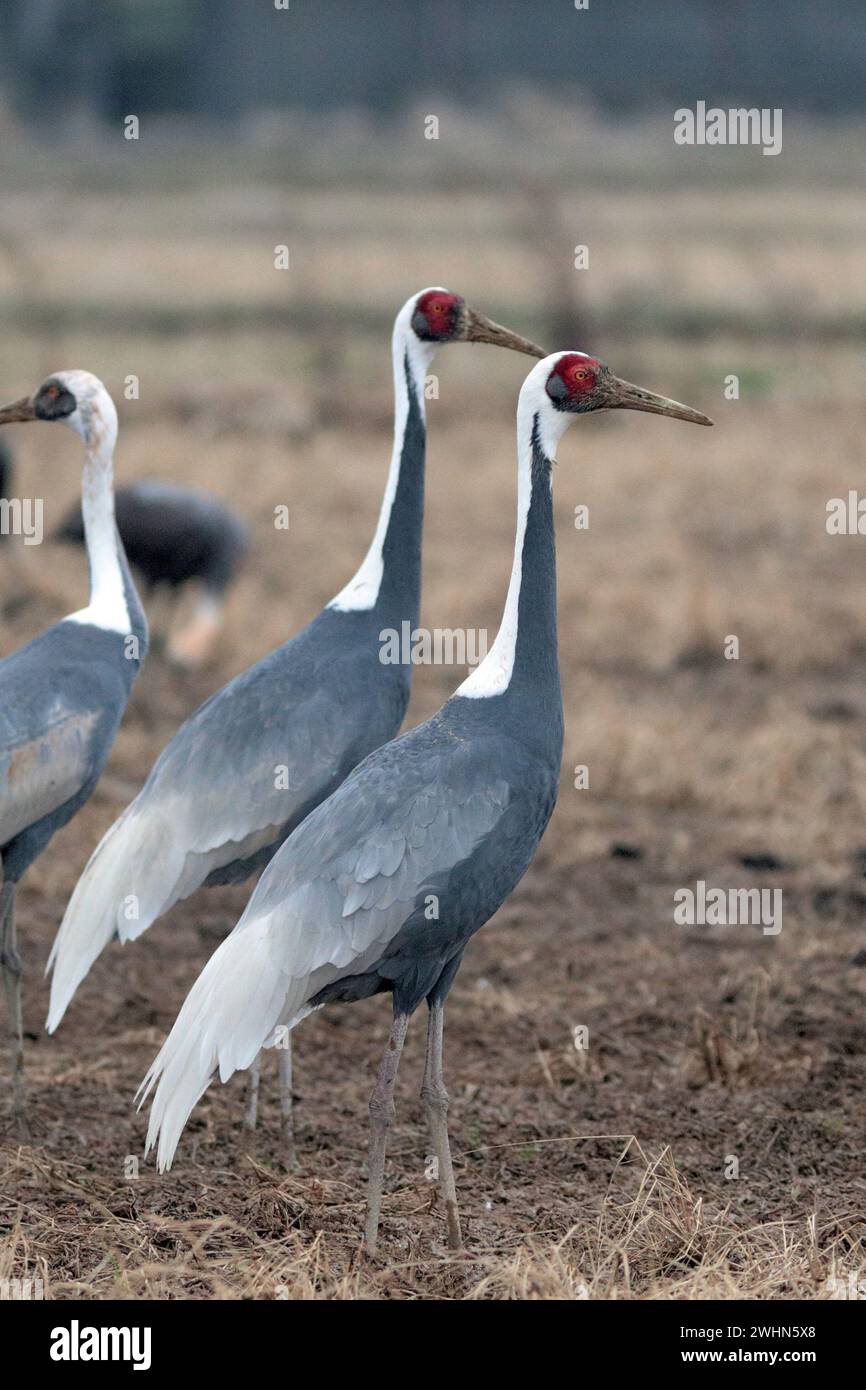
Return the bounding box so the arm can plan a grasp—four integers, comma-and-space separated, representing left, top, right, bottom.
549, 352, 601, 398
415, 289, 461, 332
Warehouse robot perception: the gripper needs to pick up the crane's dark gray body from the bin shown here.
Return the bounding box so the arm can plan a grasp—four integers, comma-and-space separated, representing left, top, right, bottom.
245, 427, 562, 1019
0, 548, 147, 881
310, 702, 559, 1017
183, 603, 415, 888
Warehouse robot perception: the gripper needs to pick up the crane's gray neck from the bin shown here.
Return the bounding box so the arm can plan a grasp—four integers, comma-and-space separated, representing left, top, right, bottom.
458, 412, 560, 713
327, 325, 430, 623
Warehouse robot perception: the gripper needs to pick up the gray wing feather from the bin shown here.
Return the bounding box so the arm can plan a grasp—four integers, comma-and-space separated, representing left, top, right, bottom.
47, 614, 405, 1030
235, 735, 512, 1014
0, 704, 100, 847
0, 622, 124, 852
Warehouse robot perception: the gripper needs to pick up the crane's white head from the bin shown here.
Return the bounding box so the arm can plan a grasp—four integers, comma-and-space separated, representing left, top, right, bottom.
398, 287, 545, 360
520, 350, 714, 457
0, 370, 118, 454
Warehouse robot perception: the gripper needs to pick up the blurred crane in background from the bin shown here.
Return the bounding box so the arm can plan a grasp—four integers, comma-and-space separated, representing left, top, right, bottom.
55, 479, 248, 669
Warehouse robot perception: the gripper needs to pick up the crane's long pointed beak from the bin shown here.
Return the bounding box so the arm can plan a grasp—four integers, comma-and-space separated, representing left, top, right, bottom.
609, 377, 713, 426
462, 309, 546, 358
0, 396, 35, 425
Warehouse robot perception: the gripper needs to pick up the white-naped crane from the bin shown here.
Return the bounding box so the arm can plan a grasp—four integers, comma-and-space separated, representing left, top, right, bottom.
140, 351, 712, 1251
46, 290, 543, 1154
0, 372, 147, 1127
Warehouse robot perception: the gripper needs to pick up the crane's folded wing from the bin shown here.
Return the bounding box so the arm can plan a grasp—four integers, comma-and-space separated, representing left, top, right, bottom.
242, 737, 513, 1008
0, 627, 115, 849
47, 612, 400, 1032
135, 637, 357, 868
0, 704, 101, 848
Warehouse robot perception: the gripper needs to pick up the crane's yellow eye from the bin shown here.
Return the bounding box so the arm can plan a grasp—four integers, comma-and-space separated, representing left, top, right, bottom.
573, 369, 587, 381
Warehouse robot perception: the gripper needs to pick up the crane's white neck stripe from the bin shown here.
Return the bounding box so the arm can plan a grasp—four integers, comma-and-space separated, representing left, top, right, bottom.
328, 318, 432, 613
63, 431, 131, 635
457, 403, 563, 699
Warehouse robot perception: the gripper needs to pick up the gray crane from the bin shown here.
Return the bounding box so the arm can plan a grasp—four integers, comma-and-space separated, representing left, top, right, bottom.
140, 351, 712, 1251
0, 371, 147, 1127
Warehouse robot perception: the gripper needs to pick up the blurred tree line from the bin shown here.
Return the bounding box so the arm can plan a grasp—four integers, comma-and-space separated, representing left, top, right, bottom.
0, 0, 863, 125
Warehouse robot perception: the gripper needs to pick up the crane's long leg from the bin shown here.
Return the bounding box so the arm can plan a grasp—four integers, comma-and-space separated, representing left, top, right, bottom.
278, 1039, 295, 1168
364, 1011, 409, 1255
243, 1044, 295, 1158
243, 1053, 261, 1130
421, 1002, 462, 1250
0, 879, 27, 1134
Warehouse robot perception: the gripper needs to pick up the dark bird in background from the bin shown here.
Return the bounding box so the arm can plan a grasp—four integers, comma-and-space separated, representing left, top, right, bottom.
0, 371, 147, 1128
54, 480, 248, 669
1, 446, 246, 666
45, 289, 544, 1159
139, 351, 712, 1254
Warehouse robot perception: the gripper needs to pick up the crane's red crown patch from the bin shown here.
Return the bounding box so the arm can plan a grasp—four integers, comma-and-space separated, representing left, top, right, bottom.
411, 290, 463, 342
545, 353, 602, 404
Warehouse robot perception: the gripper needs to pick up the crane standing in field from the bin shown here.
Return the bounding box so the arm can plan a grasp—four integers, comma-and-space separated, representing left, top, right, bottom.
0, 372, 147, 1126
54, 479, 248, 669
140, 351, 712, 1252
46, 289, 543, 1154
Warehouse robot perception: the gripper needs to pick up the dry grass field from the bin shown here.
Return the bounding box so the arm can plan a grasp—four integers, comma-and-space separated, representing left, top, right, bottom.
1, 113, 866, 1299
